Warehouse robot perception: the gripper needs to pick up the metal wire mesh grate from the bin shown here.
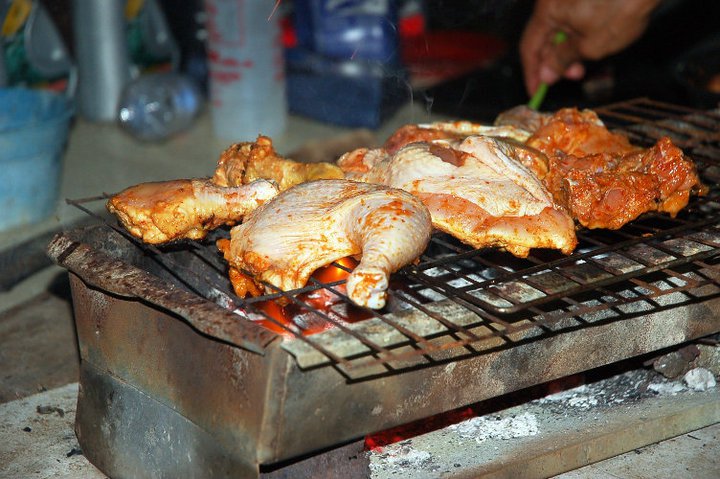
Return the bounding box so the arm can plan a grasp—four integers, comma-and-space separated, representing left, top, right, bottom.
68, 98, 720, 378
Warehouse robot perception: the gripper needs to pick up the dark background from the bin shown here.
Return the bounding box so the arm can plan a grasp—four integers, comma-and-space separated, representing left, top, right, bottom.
421, 0, 720, 120
42, 0, 720, 123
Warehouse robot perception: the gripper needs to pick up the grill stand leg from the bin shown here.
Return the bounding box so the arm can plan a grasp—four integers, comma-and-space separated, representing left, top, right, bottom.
75, 362, 260, 479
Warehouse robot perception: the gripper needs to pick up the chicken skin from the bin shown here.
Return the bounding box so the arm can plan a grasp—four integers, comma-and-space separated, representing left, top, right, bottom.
212, 135, 344, 191
221, 179, 432, 309
339, 136, 577, 257
107, 178, 278, 244
384, 121, 532, 154
383, 122, 548, 179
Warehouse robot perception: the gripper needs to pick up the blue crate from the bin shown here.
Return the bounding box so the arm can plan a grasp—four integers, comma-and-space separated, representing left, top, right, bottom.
286, 48, 409, 129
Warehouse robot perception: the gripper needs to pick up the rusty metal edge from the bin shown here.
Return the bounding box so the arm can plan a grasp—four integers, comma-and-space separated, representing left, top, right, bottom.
47, 231, 279, 354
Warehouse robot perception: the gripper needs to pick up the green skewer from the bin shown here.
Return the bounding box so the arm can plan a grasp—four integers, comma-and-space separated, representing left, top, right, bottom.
527, 31, 568, 111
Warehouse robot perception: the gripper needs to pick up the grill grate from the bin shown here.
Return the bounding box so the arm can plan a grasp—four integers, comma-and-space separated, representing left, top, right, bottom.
69, 98, 720, 379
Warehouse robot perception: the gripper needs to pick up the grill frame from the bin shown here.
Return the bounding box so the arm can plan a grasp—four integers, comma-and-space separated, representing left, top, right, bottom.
49, 226, 720, 477
64, 98, 720, 377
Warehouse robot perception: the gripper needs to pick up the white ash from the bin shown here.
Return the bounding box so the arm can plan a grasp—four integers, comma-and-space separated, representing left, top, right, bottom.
647, 382, 686, 395
536, 385, 599, 410
422, 266, 455, 278
448, 411, 538, 443
683, 368, 717, 391
291, 311, 329, 330
369, 441, 437, 475
534, 368, 695, 414
447, 277, 473, 288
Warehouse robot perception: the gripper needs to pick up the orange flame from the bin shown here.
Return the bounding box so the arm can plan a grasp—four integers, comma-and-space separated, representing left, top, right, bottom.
252, 257, 367, 336
312, 257, 358, 283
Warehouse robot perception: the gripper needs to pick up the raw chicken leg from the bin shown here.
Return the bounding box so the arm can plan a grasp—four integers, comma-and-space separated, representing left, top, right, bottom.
221, 179, 432, 309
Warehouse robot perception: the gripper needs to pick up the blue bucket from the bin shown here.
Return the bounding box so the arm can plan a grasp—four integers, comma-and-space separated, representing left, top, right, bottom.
0, 88, 73, 231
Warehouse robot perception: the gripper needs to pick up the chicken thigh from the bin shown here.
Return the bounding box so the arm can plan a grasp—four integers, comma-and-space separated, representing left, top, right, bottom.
384, 121, 532, 154
339, 136, 577, 257
527, 107, 638, 158
544, 137, 705, 229
107, 178, 278, 244
222, 179, 432, 309
383, 122, 548, 179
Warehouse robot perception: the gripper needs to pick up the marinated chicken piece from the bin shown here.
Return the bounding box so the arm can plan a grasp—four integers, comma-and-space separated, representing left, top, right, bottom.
334, 147, 391, 176
525, 108, 705, 229
221, 179, 432, 309
384, 121, 532, 154
339, 137, 577, 257
436, 136, 550, 180
545, 137, 705, 229
384, 124, 462, 154
527, 107, 638, 158
216, 238, 265, 298
384, 122, 548, 179
107, 179, 278, 244
494, 104, 550, 132
212, 135, 344, 191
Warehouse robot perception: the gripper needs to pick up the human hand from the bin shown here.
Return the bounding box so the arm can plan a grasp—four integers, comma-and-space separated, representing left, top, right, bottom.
520, 0, 661, 96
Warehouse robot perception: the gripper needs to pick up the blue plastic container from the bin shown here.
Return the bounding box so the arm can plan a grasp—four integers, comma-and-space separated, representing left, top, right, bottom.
286, 48, 408, 128
0, 88, 73, 231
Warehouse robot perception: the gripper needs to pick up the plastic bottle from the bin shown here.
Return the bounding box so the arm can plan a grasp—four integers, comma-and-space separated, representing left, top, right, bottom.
117, 72, 202, 141
73, 0, 179, 122
204, 0, 287, 141
73, 0, 130, 121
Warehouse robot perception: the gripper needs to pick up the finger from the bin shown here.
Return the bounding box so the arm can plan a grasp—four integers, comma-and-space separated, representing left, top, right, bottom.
551, 40, 583, 78
539, 64, 560, 85
563, 62, 585, 80
519, 19, 553, 95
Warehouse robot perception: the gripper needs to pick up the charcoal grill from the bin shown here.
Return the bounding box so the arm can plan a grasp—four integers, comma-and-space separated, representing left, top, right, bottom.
48, 98, 720, 478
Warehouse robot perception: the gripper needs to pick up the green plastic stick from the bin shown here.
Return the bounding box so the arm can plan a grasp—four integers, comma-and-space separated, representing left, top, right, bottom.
528, 82, 548, 110
527, 31, 568, 110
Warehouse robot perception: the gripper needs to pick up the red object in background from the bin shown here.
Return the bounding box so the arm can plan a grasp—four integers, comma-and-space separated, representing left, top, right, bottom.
281, 15, 298, 48
401, 30, 507, 89
398, 11, 426, 38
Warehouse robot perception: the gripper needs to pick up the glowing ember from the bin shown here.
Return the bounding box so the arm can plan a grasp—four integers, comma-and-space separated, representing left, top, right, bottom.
365, 406, 478, 451
313, 256, 357, 283
252, 257, 371, 336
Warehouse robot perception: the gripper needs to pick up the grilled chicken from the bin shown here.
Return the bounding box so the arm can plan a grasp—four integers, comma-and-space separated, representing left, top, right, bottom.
384, 121, 532, 154
493, 104, 550, 132
221, 179, 432, 309
527, 108, 638, 158
544, 137, 705, 229
527, 108, 705, 229
212, 135, 344, 191
107, 178, 278, 244
339, 136, 577, 257
383, 122, 548, 179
